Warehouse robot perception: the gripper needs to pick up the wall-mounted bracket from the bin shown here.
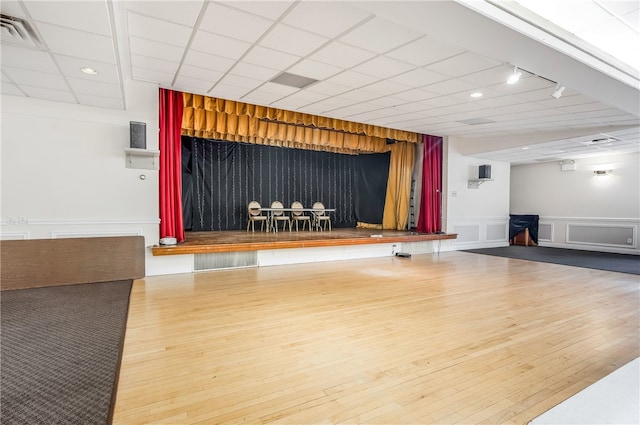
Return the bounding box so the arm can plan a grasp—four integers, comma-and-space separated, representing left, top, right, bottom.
468, 179, 493, 189
125, 148, 159, 170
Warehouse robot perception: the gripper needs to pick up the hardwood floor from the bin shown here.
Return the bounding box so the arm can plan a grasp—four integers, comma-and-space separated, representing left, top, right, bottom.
113, 252, 639, 424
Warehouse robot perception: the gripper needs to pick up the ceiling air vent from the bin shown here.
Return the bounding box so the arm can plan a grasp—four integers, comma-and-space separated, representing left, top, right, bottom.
269, 72, 318, 89
1, 14, 42, 48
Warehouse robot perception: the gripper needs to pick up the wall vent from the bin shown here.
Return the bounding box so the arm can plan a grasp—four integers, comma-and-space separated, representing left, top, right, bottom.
1, 14, 42, 48
194, 251, 257, 271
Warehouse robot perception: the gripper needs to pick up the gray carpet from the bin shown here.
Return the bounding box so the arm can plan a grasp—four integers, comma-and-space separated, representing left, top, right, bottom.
1, 280, 132, 425
464, 245, 640, 275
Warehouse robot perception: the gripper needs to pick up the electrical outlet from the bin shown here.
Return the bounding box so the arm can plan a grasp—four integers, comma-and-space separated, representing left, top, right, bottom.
451, 191, 458, 197
627, 238, 633, 244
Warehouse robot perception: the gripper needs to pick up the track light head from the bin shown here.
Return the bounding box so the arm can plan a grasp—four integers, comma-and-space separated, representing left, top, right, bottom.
507, 67, 522, 85
551, 85, 566, 99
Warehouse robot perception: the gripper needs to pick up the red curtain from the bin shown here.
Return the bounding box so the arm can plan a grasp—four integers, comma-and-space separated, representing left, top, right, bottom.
416, 134, 443, 233
159, 88, 185, 242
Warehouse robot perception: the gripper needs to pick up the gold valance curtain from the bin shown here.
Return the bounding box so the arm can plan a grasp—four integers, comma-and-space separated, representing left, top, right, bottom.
182, 93, 418, 154
180, 92, 417, 230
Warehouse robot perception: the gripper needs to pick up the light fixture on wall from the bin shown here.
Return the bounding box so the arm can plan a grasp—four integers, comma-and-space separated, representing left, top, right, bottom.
507, 66, 522, 85
593, 169, 612, 176
551, 84, 566, 99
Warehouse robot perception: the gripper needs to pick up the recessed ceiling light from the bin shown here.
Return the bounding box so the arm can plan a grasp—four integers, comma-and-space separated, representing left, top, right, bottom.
470, 92, 483, 98
81, 67, 98, 75
522, 146, 529, 150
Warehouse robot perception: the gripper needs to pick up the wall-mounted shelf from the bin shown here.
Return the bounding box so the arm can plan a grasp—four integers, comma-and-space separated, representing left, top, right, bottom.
125, 148, 159, 170
468, 178, 493, 189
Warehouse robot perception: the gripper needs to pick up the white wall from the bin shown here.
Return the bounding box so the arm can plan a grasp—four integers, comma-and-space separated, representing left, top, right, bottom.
511, 153, 640, 254
442, 136, 511, 250
0, 79, 172, 274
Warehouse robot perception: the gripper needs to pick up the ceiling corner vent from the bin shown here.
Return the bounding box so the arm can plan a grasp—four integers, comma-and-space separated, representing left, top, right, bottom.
269, 72, 318, 89
1, 14, 43, 48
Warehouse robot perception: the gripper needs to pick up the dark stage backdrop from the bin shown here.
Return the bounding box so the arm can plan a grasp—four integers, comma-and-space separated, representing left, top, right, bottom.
183, 137, 395, 231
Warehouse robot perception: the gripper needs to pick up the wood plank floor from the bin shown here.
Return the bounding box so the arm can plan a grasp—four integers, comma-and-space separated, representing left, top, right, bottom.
113, 252, 639, 424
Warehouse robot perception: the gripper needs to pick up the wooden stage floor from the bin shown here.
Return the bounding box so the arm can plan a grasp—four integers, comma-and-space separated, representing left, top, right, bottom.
152, 228, 456, 256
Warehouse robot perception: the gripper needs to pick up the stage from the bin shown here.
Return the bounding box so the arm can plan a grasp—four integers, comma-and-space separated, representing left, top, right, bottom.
152, 228, 457, 256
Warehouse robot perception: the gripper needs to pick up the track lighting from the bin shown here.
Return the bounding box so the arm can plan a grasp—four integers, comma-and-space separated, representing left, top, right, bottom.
551, 85, 566, 99
507, 67, 522, 85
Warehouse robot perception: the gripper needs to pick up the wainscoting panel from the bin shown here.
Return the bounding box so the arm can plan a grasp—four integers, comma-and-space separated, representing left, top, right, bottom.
448, 217, 510, 250
566, 224, 636, 248
538, 223, 554, 242
539, 217, 639, 255
486, 223, 508, 241
452, 225, 480, 243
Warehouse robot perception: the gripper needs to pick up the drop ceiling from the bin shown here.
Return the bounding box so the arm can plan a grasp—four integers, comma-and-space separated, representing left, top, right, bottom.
1, 0, 638, 164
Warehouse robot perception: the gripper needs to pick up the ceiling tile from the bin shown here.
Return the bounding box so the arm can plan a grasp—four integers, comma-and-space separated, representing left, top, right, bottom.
216, 74, 263, 91
178, 64, 224, 82
388, 67, 449, 87
54, 55, 120, 84
173, 75, 215, 94
26, 1, 111, 36
282, 2, 371, 38
352, 56, 414, 79
259, 24, 329, 57
287, 59, 342, 80
390, 88, 440, 102
124, 1, 202, 27
231, 62, 280, 81
386, 36, 466, 66
190, 31, 251, 60
131, 54, 179, 75
1, 45, 58, 73
337, 89, 385, 103
427, 52, 502, 78
247, 81, 299, 97
310, 42, 376, 69
2, 67, 67, 90
223, 1, 294, 21
361, 80, 411, 96
422, 78, 477, 95
459, 65, 513, 86
131, 67, 174, 84
1, 1, 26, 17
199, 3, 273, 43
66, 77, 121, 98
129, 37, 184, 63
305, 80, 351, 96
326, 70, 379, 88
127, 12, 192, 48
36, 23, 116, 64
183, 50, 236, 73
339, 16, 422, 54
209, 84, 251, 101
241, 46, 300, 70
20, 85, 76, 103
1, 81, 25, 96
